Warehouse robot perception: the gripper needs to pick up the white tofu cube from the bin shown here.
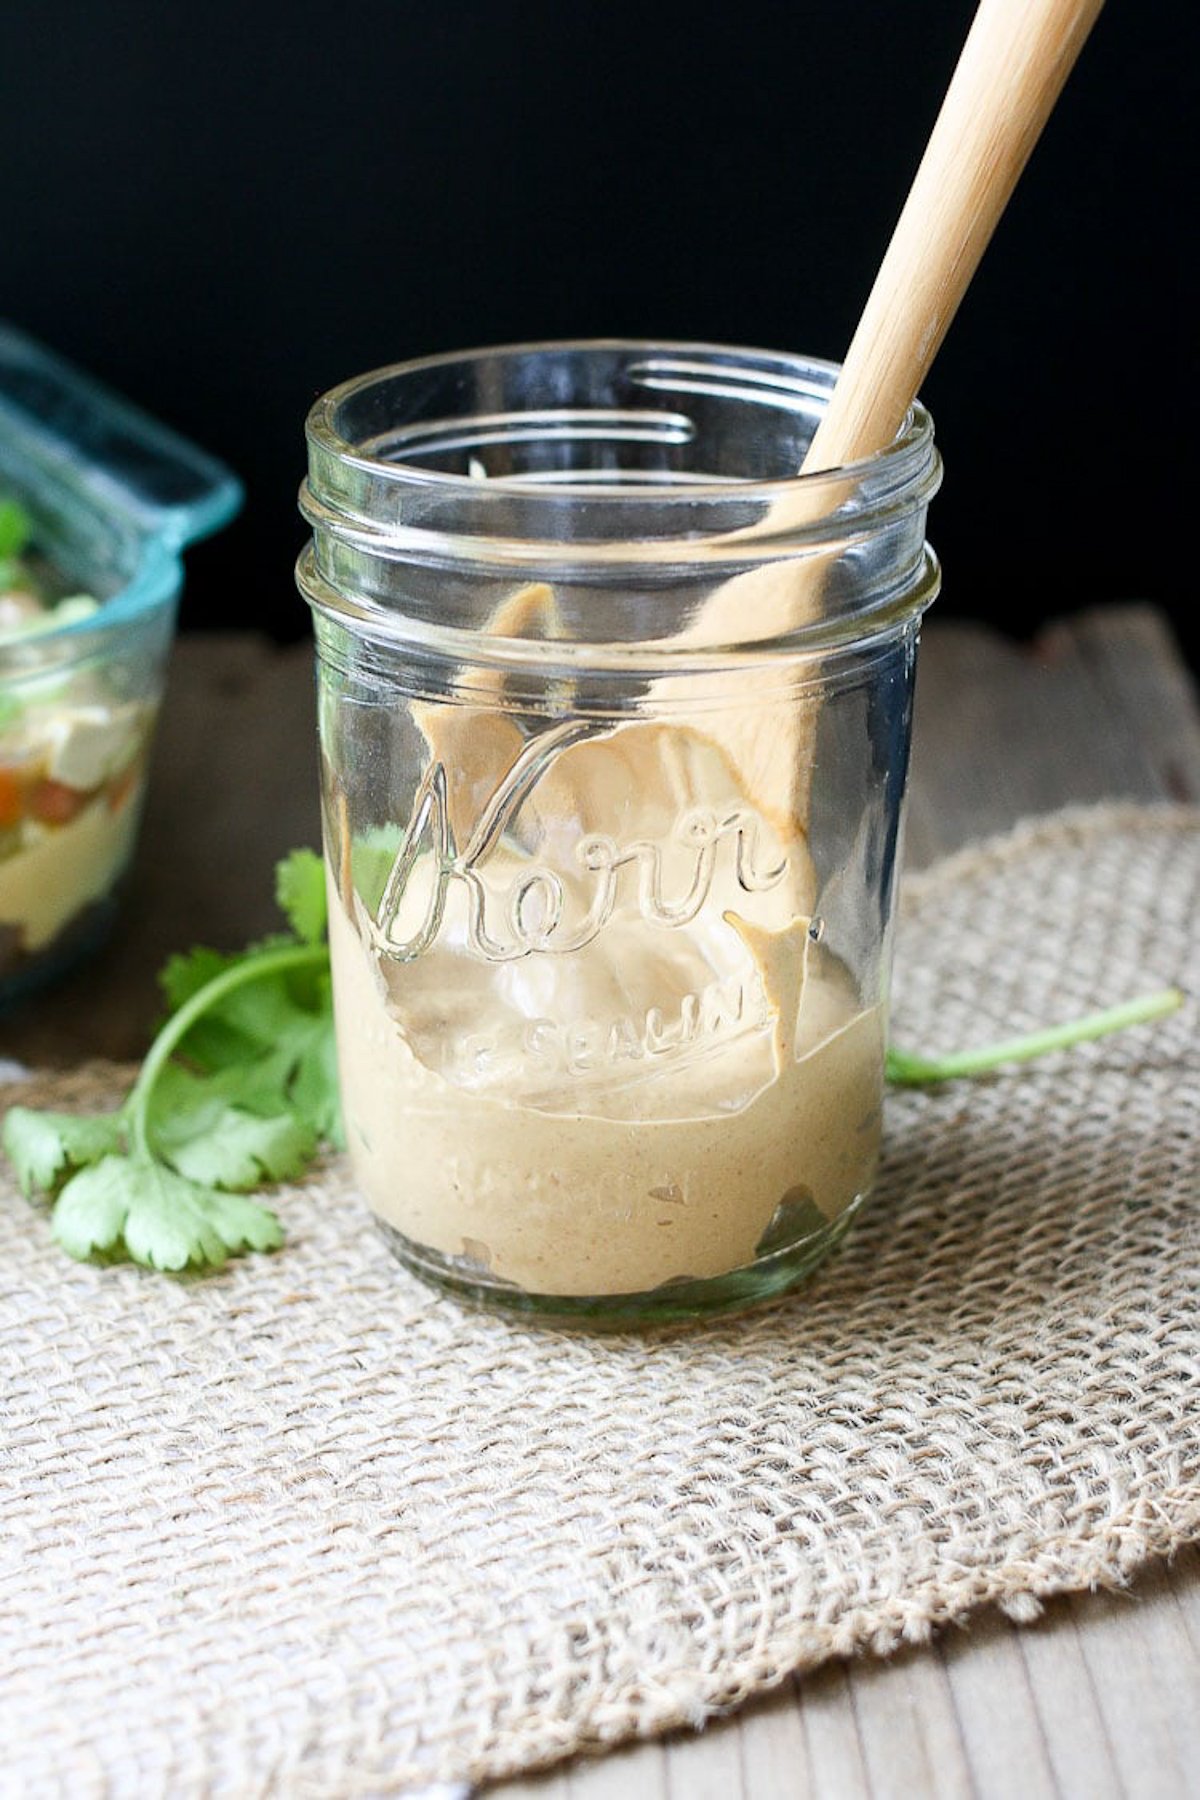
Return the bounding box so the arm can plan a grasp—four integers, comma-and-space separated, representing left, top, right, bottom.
42, 705, 139, 791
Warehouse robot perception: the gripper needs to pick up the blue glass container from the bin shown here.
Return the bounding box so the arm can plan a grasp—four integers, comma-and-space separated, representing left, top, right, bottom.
0, 323, 241, 1004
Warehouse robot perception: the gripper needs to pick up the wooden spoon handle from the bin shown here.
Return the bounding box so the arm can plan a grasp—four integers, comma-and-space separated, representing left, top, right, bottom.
803, 0, 1104, 475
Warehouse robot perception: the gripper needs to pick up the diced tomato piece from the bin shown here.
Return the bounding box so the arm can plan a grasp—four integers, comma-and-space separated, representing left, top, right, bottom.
29, 778, 91, 825
0, 768, 22, 829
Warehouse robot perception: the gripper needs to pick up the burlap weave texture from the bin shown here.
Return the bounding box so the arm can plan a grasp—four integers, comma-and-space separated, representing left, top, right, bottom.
1, 805, 1197, 1796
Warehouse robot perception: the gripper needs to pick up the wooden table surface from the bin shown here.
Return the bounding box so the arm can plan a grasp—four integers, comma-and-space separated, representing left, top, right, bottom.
2, 605, 1198, 1798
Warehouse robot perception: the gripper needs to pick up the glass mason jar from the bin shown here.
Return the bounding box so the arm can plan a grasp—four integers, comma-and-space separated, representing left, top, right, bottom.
298, 341, 941, 1325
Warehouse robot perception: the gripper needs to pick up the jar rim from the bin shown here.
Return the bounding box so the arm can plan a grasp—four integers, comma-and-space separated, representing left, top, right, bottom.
299, 339, 941, 661
305, 336, 937, 513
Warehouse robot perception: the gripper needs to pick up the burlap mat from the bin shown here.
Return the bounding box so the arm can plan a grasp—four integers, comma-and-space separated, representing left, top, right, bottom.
1, 804, 1197, 1797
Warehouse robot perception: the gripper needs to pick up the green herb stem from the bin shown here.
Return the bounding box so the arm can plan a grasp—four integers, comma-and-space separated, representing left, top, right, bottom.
886, 986, 1183, 1086
124, 942, 330, 1157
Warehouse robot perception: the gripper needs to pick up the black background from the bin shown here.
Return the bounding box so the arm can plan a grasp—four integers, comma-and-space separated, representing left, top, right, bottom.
3, 0, 1195, 658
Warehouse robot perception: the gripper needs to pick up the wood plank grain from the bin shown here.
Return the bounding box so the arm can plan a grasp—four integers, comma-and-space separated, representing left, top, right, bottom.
1068, 1568, 1200, 1798
1168, 1545, 1200, 1657
935, 1614, 1058, 1800
792, 1663, 872, 1799
1015, 1602, 1123, 1800
659, 1716, 745, 1800
501, 1738, 669, 1800
570, 1746, 669, 1800
903, 605, 1200, 869
842, 1647, 973, 1800
498, 1769, 573, 1800
733, 1682, 813, 1797
1063, 607, 1200, 803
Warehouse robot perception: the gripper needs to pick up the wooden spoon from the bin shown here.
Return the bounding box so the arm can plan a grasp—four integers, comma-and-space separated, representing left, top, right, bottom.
669, 0, 1106, 858
803, 0, 1106, 476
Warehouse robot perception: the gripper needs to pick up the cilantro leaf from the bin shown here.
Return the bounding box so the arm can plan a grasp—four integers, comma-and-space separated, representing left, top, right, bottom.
170, 1108, 315, 1188
52, 1158, 129, 1259
2, 850, 334, 1275
288, 1006, 343, 1146
149, 1062, 316, 1188
192, 963, 318, 1048
159, 944, 238, 1013
166, 961, 342, 1144
181, 1028, 342, 1150
276, 848, 327, 945
161, 942, 317, 1075
159, 937, 300, 1018
2, 1106, 124, 1196
52, 1155, 282, 1270
158, 946, 270, 1072
0, 496, 32, 561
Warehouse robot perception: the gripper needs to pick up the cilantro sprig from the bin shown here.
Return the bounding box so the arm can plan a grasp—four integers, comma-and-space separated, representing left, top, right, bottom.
0, 841, 1184, 1276
884, 988, 1182, 1085
0, 493, 33, 590
3, 850, 337, 1273
0, 495, 32, 559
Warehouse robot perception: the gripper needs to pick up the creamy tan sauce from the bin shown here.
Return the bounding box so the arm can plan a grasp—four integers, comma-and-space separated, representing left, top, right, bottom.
328, 575, 882, 1298
328, 862, 883, 1297
0, 788, 141, 950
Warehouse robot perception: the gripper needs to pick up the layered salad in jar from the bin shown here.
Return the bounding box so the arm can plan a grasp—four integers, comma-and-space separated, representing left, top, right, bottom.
0, 496, 155, 993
